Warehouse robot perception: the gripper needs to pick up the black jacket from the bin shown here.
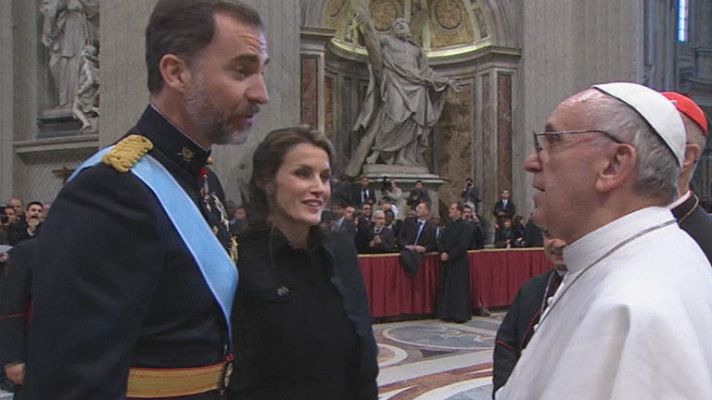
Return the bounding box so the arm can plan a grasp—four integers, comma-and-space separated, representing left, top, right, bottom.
8, 221, 41, 246
352, 186, 376, 206
0, 239, 37, 367
229, 227, 378, 399
437, 219, 473, 322
492, 269, 557, 395
492, 199, 516, 219
672, 192, 712, 265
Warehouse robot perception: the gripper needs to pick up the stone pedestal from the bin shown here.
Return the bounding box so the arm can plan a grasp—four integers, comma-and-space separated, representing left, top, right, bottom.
361, 164, 446, 217
38, 109, 82, 139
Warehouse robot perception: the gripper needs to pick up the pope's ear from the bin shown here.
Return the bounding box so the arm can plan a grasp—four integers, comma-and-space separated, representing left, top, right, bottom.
595, 143, 635, 193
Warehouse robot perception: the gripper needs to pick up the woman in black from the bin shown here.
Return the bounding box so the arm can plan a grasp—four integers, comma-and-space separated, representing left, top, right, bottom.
228, 127, 378, 399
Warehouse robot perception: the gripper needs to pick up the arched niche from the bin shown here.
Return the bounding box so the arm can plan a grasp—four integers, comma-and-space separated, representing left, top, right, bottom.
300, 0, 522, 215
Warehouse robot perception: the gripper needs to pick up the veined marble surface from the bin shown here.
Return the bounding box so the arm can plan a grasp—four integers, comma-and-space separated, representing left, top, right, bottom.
376, 313, 504, 400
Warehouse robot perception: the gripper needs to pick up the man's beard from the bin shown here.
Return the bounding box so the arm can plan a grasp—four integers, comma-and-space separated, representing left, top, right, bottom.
184, 78, 251, 145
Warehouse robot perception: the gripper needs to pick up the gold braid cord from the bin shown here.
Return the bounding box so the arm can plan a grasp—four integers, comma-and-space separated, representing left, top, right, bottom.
102, 134, 154, 172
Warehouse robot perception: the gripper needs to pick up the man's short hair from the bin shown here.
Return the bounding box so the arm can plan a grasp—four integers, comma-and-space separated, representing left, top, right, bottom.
26, 201, 43, 210
145, 0, 263, 94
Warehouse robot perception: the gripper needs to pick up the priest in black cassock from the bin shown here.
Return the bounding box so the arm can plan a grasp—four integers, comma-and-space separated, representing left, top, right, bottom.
436, 202, 474, 323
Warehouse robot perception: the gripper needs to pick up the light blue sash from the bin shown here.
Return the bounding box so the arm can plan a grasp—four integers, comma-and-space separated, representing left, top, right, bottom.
69, 147, 238, 343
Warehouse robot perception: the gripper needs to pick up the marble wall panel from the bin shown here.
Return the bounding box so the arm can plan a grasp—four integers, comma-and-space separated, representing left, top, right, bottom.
496, 72, 512, 194
301, 56, 319, 128
481, 73, 495, 208
436, 82, 473, 211
325, 74, 336, 140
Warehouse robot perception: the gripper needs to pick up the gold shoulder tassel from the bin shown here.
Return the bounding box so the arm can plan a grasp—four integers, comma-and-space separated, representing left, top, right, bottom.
102, 134, 154, 173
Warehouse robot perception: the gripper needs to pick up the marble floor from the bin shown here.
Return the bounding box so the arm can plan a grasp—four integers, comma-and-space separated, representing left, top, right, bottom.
376, 313, 503, 400
0, 313, 504, 399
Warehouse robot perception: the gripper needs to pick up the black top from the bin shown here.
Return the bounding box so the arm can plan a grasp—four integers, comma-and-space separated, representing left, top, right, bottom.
492, 269, 557, 395
671, 192, 712, 265
0, 238, 37, 366
7, 220, 41, 246
406, 188, 431, 209
230, 227, 378, 399
26, 106, 233, 399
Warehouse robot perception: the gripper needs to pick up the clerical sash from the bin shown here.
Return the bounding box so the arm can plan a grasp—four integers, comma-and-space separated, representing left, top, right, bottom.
68, 147, 238, 343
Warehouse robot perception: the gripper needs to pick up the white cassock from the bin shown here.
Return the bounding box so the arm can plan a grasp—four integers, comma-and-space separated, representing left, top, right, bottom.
497, 207, 712, 399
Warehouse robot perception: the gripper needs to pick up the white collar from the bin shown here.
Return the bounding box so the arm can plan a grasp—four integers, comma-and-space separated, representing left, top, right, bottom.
563, 207, 675, 275
668, 190, 691, 210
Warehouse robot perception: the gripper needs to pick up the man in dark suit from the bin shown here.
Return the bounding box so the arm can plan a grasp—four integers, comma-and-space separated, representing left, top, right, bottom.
523, 213, 544, 247
461, 178, 481, 213
662, 92, 712, 264
398, 201, 437, 276
330, 201, 357, 237
384, 209, 402, 239
492, 232, 568, 396
352, 176, 376, 207
463, 204, 486, 249
360, 210, 397, 253
492, 189, 516, 220
25, 1, 269, 398
354, 203, 373, 252
0, 238, 37, 399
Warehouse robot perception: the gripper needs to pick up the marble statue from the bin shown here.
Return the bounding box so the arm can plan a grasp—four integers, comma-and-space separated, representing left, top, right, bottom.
72, 45, 100, 133
345, 0, 459, 177
41, 0, 99, 109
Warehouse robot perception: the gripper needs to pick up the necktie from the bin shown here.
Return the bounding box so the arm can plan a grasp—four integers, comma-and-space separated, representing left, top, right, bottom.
415, 220, 424, 245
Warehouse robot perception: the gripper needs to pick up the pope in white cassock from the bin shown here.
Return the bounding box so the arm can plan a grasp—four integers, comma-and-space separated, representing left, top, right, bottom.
496, 82, 712, 399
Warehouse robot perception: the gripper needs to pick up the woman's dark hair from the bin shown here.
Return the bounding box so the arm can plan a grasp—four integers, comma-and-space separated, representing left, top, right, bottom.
247, 126, 335, 228
145, 0, 263, 94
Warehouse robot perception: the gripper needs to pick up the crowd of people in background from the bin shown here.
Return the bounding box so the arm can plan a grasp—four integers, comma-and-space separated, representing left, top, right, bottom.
0, 198, 50, 247
0, 179, 548, 256
221, 176, 546, 257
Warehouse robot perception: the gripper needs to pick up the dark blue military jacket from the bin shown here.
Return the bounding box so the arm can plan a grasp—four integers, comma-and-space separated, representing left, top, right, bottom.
26, 106, 234, 399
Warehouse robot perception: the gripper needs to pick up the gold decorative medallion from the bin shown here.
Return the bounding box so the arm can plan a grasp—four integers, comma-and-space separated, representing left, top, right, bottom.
178, 146, 195, 163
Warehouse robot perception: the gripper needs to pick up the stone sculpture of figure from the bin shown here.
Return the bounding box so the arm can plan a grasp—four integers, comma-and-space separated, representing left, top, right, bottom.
73, 45, 100, 133
345, 0, 459, 177
41, 0, 99, 109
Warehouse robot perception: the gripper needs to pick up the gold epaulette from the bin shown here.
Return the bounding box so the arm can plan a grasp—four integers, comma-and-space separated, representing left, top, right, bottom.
206, 156, 214, 165
102, 134, 154, 173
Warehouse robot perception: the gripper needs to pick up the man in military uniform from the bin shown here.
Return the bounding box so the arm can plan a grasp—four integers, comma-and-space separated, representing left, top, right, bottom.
25, 1, 269, 398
